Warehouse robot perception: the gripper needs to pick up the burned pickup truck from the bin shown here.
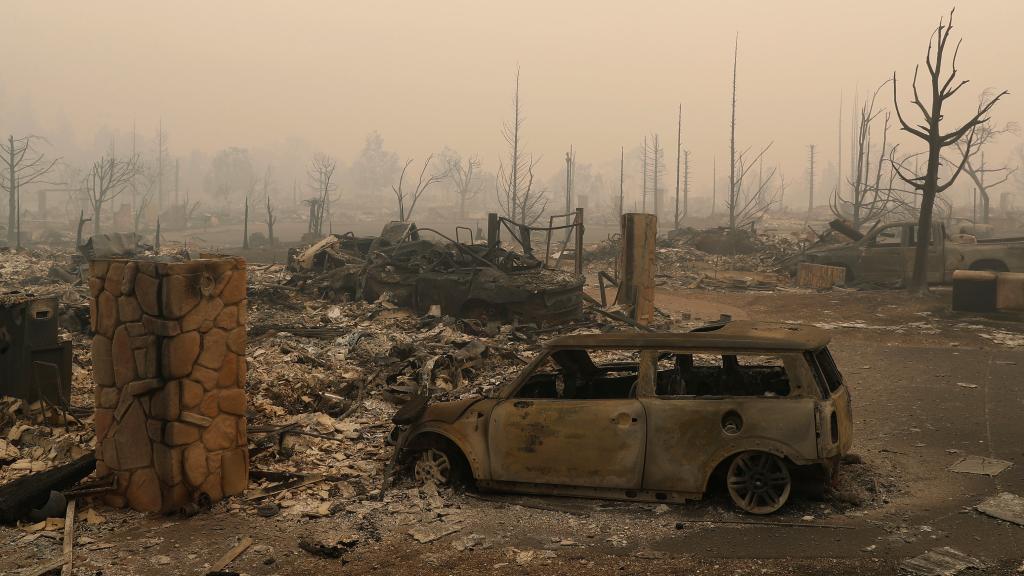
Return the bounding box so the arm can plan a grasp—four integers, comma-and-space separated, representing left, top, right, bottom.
392, 321, 853, 514
289, 222, 585, 325
798, 220, 1024, 285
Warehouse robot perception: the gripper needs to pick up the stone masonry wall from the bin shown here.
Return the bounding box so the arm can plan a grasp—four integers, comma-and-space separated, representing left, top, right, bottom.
89, 256, 248, 513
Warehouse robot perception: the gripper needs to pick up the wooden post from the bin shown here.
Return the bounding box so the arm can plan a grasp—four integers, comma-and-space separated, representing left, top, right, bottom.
614, 213, 657, 326
487, 212, 499, 250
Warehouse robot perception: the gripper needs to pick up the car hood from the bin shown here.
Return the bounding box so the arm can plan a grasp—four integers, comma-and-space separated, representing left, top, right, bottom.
421, 396, 483, 424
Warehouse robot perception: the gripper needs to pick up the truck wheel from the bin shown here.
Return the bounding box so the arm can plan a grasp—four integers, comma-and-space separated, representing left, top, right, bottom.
726, 451, 792, 514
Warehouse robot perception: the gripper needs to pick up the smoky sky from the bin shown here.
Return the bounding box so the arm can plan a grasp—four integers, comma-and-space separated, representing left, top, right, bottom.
4, 0, 1023, 202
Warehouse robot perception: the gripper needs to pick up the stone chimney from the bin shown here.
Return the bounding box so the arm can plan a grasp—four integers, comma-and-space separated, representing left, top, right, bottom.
89, 256, 248, 513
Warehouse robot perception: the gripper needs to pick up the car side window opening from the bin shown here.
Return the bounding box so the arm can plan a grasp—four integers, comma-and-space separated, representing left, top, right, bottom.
906, 225, 936, 247
812, 347, 844, 393
514, 349, 642, 400
872, 225, 903, 247
654, 352, 791, 398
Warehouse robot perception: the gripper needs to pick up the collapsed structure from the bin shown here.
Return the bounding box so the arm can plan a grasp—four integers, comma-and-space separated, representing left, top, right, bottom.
288, 216, 586, 325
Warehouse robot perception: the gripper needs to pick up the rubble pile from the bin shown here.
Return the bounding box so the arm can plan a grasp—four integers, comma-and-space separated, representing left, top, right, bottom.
285, 223, 585, 324
586, 227, 804, 292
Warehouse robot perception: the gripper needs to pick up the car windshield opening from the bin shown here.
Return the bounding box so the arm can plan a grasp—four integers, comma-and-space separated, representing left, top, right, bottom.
813, 347, 844, 393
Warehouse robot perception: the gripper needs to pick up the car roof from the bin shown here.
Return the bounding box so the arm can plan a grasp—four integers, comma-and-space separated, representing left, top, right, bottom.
543, 320, 830, 352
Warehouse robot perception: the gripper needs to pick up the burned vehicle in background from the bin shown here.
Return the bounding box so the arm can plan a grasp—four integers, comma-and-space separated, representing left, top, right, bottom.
289, 220, 586, 325
393, 321, 853, 514
797, 220, 1024, 285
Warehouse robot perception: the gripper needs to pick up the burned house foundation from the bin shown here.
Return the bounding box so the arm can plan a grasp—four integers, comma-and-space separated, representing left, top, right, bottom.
89, 256, 249, 513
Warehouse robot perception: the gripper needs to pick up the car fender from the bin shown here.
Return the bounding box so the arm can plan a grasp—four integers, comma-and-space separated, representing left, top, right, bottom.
404, 402, 496, 480
700, 438, 818, 492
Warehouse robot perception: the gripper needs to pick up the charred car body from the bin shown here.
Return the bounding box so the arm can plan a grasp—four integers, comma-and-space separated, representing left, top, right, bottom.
798, 220, 1024, 285
393, 321, 853, 514
289, 221, 585, 324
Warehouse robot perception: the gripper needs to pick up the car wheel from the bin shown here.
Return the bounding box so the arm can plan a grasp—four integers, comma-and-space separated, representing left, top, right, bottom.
726, 451, 792, 514
413, 446, 464, 487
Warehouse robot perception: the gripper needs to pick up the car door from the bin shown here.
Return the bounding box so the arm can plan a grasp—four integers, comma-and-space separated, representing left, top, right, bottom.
487, 349, 647, 489
857, 224, 907, 283
639, 351, 818, 494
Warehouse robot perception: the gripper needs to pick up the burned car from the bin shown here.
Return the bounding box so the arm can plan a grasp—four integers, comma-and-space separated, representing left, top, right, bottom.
289, 222, 585, 324
393, 321, 853, 514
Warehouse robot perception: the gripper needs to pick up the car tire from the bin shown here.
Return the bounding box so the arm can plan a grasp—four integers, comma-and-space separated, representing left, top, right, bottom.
412, 441, 469, 488
726, 451, 792, 514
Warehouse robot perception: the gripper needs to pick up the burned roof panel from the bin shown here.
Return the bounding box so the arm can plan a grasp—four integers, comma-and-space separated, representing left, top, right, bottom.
544, 320, 831, 351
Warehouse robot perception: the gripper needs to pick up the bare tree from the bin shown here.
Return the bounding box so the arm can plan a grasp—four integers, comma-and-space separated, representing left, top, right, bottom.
306, 154, 337, 237
1, 135, 60, 244
831, 82, 903, 228
955, 90, 1018, 224
891, 9, 1007, 293
644, 135, 664, 219
83, 152, 142, 236
674, 104, 683, 228
727, 36, 776, 230
266, 195, 276, 246
206, 147, 255, 207
807, 144, 816, 214
392, 154, 449, 222
496, 68, 547, 225
446, 153, 482, 218
154, 121, 168, 213
618, 147, 624, 220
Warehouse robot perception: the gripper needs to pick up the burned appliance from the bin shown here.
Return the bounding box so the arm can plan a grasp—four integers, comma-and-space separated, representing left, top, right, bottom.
0, 294, 72, 405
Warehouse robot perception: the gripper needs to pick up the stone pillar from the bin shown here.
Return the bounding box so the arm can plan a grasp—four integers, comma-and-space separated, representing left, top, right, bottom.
89, 256, 248, 513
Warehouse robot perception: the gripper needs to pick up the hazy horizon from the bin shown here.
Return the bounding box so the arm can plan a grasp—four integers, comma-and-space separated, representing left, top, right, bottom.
5, 1, 1024, 210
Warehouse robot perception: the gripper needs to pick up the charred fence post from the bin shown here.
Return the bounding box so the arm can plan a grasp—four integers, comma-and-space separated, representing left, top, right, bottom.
614, 213, 656, 326
487, 213, 500, 251
574, 207, 585, 276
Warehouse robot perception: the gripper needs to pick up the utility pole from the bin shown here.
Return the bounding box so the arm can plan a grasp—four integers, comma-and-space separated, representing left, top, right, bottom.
807, 144, 816, 213
837, 94, 843, 205
618, 147, 624, 219
711, 156, 717, 216
157, 119, 164, 213
653, 134, 660, 222
174, 159, 179, 208
674, 103, 682, 229
564, 146, 574, 214
682, 150, 690, 224
642, 136, 648, 213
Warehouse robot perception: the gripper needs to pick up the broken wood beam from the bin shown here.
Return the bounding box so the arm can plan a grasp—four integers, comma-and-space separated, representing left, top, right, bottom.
0, 452, 95, 525
209, 536, 253, 572
60, 498, 76, 576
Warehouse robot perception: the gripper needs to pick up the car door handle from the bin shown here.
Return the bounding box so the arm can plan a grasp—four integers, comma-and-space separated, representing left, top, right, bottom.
513, 401, 531, 409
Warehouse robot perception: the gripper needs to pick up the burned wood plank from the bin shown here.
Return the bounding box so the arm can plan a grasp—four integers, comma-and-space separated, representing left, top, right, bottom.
0, 452, 95, 524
